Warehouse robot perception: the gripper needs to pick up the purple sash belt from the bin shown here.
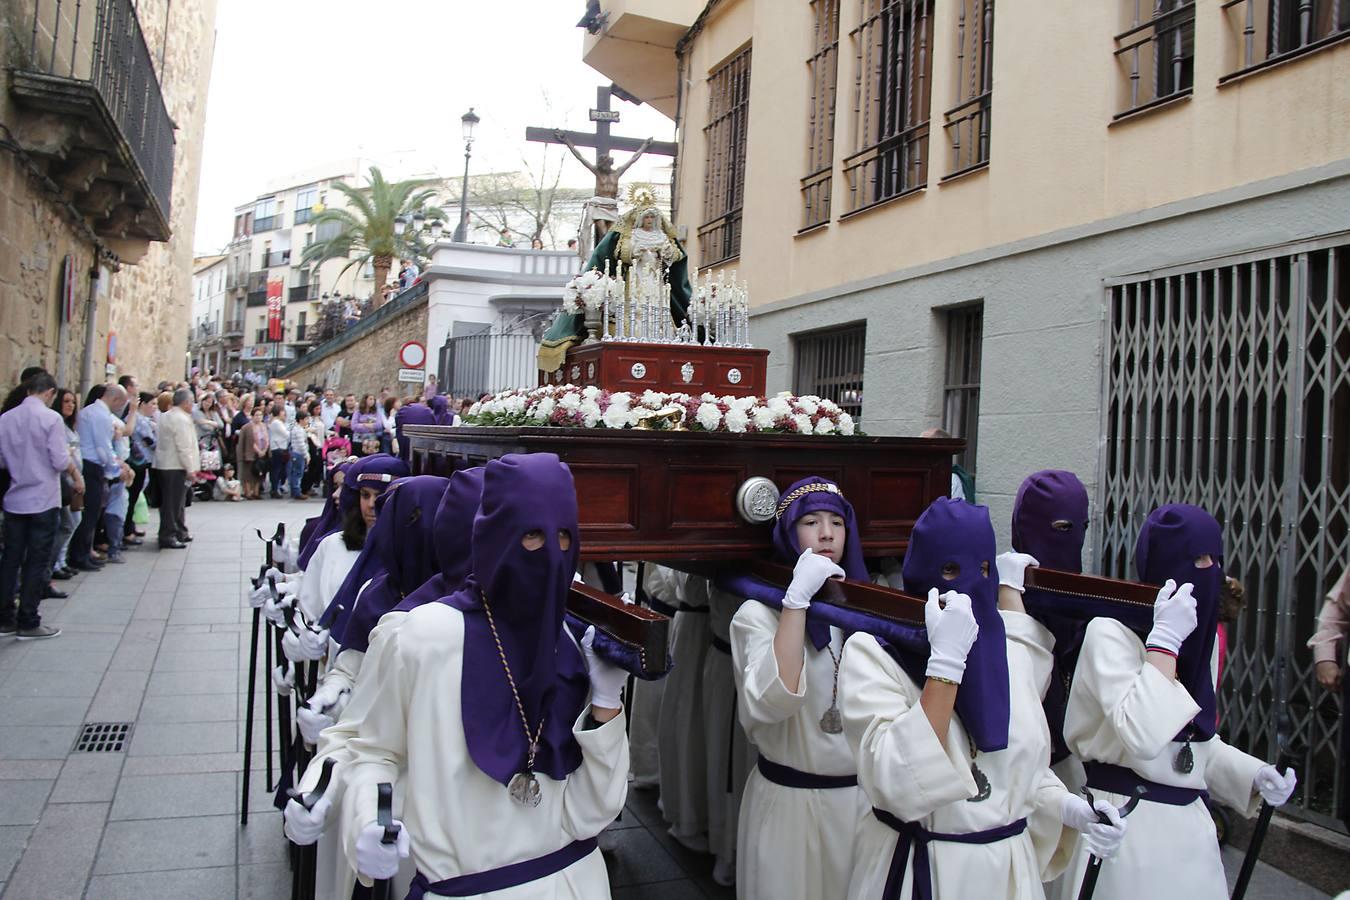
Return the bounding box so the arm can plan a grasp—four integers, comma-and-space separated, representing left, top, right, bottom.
405, 837, 598, 898
756, 755, 858, 790
873, 807, 1028, 900
1085, 761, 1208, 806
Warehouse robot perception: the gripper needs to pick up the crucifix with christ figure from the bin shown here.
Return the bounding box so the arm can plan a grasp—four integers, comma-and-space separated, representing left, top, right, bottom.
526, 84, 677, 254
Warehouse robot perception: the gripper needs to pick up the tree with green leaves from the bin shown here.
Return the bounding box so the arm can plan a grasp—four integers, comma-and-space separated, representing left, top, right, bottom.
300, 166, 443, 307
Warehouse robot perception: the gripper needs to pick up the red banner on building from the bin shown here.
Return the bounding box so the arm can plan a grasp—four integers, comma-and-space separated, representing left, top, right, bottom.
266, 279, 284, 341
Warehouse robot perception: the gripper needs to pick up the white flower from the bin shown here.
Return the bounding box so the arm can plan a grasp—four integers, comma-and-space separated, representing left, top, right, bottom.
797, 397, 819, 416
533, 397, 556, 421
767, 397, 792, 418
819, 398, 841, 415
696, 402, 722, 431
602, 404, 630, 429
792, 414, 813, 433
814, 418, 835, 435
776, 391, 793, 399
608, 392, 632, 411
700, 392, 718, 403
838, 413, 855, 436
559, 392, 581, 411
724, 408, 749, 433
579, 400, 602, 428
729, 395, 756, 412
581, 385, 601, 401
751, 406, 776, 430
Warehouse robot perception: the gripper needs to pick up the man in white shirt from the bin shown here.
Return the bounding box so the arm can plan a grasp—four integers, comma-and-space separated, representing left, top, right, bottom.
268, 404, 291, 498
320, 389, 341, 430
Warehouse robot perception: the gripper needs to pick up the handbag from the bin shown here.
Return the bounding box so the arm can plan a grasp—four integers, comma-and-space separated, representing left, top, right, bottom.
200, 449, 222, 472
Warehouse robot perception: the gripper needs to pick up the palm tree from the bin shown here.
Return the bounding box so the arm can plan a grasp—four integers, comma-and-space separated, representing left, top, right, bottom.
300, 166, 443, 307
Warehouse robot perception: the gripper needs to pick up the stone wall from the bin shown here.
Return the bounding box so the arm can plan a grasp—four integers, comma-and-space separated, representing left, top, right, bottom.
281, 293, 430, 395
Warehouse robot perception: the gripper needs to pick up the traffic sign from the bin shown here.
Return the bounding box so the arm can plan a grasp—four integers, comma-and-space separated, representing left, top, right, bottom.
399, 340, 426, 369
398, 368, 425, 384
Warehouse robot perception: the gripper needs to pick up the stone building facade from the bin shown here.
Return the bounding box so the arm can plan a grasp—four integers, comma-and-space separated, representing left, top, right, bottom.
0, 0, 217, 390
280, 287, 431, 394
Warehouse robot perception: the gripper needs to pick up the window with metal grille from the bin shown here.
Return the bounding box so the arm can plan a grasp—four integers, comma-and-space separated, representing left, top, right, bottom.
803, 0, 842, 230
843, 0, 935, 215
792, 323, 866, 422
1100, 239, 1349, 829
945, 0, 995, 178
941, 304, 983, 475
700, 47, 753, 266
1220, 0, 1350, 78
1113, 0, 1196, 118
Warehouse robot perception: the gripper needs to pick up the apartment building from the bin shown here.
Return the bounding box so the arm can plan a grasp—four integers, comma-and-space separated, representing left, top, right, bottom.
581, 0, 1350, 833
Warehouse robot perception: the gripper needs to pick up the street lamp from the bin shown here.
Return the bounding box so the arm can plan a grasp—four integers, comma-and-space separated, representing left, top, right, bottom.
454, 107, 480, 242
393, 214, 408, 236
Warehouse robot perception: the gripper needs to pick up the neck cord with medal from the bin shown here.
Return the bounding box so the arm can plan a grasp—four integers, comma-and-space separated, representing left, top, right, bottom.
932, 674, 994, 802
481, 590, 547, 808
819, 635, 844, 735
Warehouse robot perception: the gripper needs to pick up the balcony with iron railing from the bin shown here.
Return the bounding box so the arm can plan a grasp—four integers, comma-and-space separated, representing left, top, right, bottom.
8, 0, 176, 256
253, 214, 283, 233
288, 284, 318, 303
261, 250, 291, 268
222, 318, 244, 337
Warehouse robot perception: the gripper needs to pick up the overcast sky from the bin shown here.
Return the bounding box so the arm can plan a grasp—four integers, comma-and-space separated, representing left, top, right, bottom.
193, 0, 677, 254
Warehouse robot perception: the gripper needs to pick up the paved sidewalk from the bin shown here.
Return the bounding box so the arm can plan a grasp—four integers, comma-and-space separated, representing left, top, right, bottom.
0, 498, 1334, 898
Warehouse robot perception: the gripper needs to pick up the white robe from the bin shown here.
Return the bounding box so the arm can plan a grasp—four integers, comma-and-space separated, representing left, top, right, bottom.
703, 586, 756, 886
840, 612, 1078, 900
730, 601, 866, 900
1057, 618, 1264, 900
657, 571, 711, 851
341, 602, 630, 898
296, 531, 361, 627
629, 564, 674, 788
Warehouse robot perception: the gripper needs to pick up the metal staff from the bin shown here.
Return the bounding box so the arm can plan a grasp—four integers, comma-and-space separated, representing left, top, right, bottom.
1076, 787, 1145, 900
268, 576, 294, 793
372, 782, 400, 900
1233, 652, 1295, 900
241, 524, 282, 824
286, 758, 336, 900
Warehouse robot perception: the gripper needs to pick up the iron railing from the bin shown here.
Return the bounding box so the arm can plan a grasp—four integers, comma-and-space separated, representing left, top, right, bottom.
844, 0, 935, 214
246, 290, 267, 308
288, 284, 317, 302
701, 46, 752, 265
21, 0, 175, 216
792, 322, 867, 423
944, 0, 994, 176
1100, 238, 1350, 831
254, 214, 283, 233
293, 207, 314, 225
261, 250, 291, 268
439, 331, 540, 402
223, 318, 244, 336
803, 0, 842, 230
1221, 0, 1350, 78
1113, 0, 1196, 117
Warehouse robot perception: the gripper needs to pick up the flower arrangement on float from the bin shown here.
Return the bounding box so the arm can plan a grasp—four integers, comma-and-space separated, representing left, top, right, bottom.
559, 270, 620, 314
464, 386, 857, 436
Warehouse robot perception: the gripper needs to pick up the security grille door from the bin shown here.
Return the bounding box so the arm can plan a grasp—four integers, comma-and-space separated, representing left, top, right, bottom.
1100, 237, 1349, 830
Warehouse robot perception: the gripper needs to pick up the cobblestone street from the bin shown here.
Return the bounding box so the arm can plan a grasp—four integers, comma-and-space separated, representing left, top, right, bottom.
0, 499, 1335, 899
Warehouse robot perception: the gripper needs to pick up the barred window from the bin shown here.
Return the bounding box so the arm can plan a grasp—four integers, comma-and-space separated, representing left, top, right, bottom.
942, 304, 983, 475
803, 0, 842, 230
793, 323, 866, 422
1113, 0, 1196, 117
843, 0, 935, 216
700, 46, 753, 266
1221, 0, 1349, 77
945, 0, 994, 177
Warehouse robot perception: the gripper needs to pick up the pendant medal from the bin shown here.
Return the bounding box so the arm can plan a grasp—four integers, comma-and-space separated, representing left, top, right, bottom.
1173, 742, 1194, 775
508, 771, 542, 808
968, 762, 992, 802
819, 704, 843, 735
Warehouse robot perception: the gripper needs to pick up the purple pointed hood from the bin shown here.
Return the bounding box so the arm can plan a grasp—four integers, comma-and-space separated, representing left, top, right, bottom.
394, 403, 436, 463
297, 461, 352, 570
769, 476, 867, 650
429, 395, 453, 426
440, 453, 589, 785
903, 498, 1010, 752
335, 475, 449, 653
1136, 503, 1223, 742
337, 454, 409, 519
395, 466, 484, 615
1011, 470, 1089, 573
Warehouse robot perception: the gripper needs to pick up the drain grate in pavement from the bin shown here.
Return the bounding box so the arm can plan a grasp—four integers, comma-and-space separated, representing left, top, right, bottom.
73, 722, 132, 752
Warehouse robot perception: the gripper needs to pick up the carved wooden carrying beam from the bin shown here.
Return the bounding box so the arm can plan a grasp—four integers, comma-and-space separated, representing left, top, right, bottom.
566, 582, 671, 677
744, 560, 928, 626
1023, 568, 1159, 611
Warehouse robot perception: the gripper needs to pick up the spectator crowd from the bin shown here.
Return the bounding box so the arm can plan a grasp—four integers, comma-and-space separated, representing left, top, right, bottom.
0, 366, 466, 640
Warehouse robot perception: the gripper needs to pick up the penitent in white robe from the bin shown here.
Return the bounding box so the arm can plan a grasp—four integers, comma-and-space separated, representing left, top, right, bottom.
840, 612, 1079, 900
730, 601, 867, 900
1056, 618, 1264, 900
703, 586, 756, 886
295, 531, 361, 628
629, 564, 674, 788
340, 601, 630, 899
657, 571, 711, 851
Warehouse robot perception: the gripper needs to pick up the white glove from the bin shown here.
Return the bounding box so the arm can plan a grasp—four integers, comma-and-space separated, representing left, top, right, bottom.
581, 626, 627, 711
355, 820, 410, 881
263, 590, 295, 626
1146, 579, 1197, 654
782, 548, 846, 610
297, 680, 348, 744
282, 627, 329, 663
924, 589, 980, 684
995, 551, 1040, 594
271, 662, 295, 696
296, 704, 335, 745
283, 795, 331, 845
1061, 794, 1128, 859
1253, 765, 1297, 806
